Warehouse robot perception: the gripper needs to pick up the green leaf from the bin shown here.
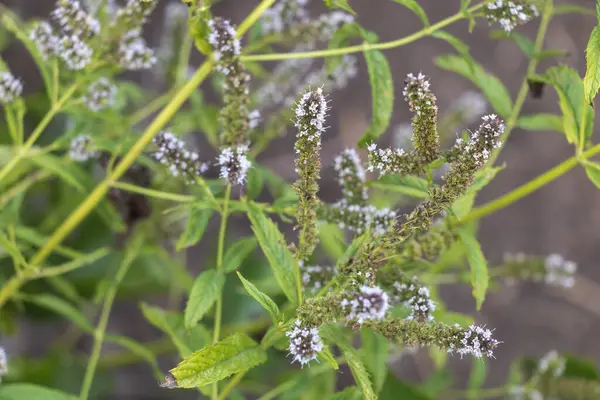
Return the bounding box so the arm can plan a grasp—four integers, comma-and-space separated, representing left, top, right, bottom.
370, 175, 430, 198
380, 372, 432, 399
431, 31, 474, 71
319, 345, 340, 370
584, 26, 600, 104
324, 0, 356, 14
517, 113, 564, 133
105, 334, 161, 379
237, 272, 282, 325
246, 166, 264, 200
489, 30, 535, 57
140, 303, 211, 358
176, 207, 213, 250
360, 329, 389, 392
222, 236, 258, 273
419, 369, 452, 397
564, 354, 600, 380
328, 387, 363, 400
184, 269, 225, 328
468, 360, 487, 397
0, 384, 77, 400
22, 294, 93, 332
467, 166, 505, 194
457, 229, 488, 310
435, 54, 513, 119
358, 49, 394, 147
392, 0, 430, 26
583, 161, 600, 189
321, 325, 376, 400
247, 203, 298, 305
167, 332, 267, 388
318, 222, 346, 261
597, 0, 600, 22
537, 66, 594, 146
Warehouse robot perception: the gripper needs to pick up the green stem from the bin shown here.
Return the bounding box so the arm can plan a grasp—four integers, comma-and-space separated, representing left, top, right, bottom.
461, 142, 600, 224
212, 184, 231, 400
111, 181, 195, 203
488, 0, 553, 166
79, 239, 141, 400
241, 3, 484, 62
0, 83, 79, 185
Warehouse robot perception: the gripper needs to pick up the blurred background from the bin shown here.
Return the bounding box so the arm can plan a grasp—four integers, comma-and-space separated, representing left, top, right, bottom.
1, 0, 599, 398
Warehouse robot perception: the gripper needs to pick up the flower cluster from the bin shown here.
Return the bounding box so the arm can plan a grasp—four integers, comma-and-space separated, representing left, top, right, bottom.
29, 21, 58, 60
367, 143, 423, 176
391, 280, 436, 321
83, 77, 117, 111
117, 29, 156, 70
398, 222, 457, 262
403, 73, 439, 163
0, 71, 23, 104
286, 319, 323, 366
293, 87, 328, 260
333, 148, 368, 206
218, 145, 252, 186
320, 201, 397, 236
455, 114, 503, 167
51, 0, 100, 39
152, 131, 209, 183
537, 350, 566, 378
0, 347, 7, 383
69, 134, 97, 162
485, 0, 539, 33
448, 324, 500, 359
340, 285, 389, 324
501, 252, 577, 289
261, 0, 309, 36
301, 263, 337, 294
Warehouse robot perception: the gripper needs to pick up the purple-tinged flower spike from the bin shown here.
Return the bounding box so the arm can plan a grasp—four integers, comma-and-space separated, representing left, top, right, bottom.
152, 131, 209, 183
57, 34, 93, 70
403, 73, 439, 164
218, 145, 252, 186
293, 87, 328, 261
260, 0, 310, 36
340, 285, 390, 324
0, 72, 23, 104
334, 148, 368, 206
51, 0, 100, 39
501, 253, 576, 289
29, 21, 59, 60
84, 77, 117, 111
69, 134, 97, 162
114, 0, 157, 31
448, 324, 500, 359
117, 29, 156, 70
208, 17, 241, 73
390, 278, 436, 322
454, 114, 504, 168
485, 0, 539, 33
286, 319, 323, 366
301, 263, 337, 295
366, 143, 424, 177
320, 201, 396, 236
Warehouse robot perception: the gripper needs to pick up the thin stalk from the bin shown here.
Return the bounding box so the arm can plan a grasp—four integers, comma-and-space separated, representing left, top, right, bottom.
461, 142, 600, 224
79, 240, 141, 400
488, 0, 554, 166
212, 184, 232, 400
241, 3, 485, 62
0, 83, 79, 185
111, 181, 195, 203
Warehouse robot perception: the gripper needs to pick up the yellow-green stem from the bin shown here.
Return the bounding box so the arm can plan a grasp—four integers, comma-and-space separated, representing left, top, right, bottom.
212, 184, 232, 400
0, 83, 78, 185
79, 240, 141, 400
241, 3, 484, 62
488, 0, 553, 166
461, 142, 600, 224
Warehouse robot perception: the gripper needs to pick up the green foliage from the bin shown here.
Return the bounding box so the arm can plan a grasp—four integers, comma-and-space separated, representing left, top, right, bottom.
176, 207, 213, 250
184, 269, 225, 328
168, 333, 268, 388
391, 0, 430, 26
237, 271, 283, 325
222, 236, 258, 273
458, 228, 488, 310
584, 26, 600, 104
0, 383, 77, 400
518, 113, 564, 133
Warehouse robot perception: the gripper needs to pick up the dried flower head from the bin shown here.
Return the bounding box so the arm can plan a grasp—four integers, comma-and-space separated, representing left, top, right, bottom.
51, 0, 100, 39
448, 324, 500, 359
321, 201, 396, 236
286, 319, 323, 366
403, 72, 439, 163
218, 145, 252, 185
57, 34, 93, 70
152, 131, 209, 183
69, 134, 97, 162
341, 285, 390, 324
84, 77, 117, 111
485, 0, 539, 33
118, 29, 157, 70
0, 72, 23, 104
301, 264, 337, 295
334, 148, 368, 206
30, 21, 59, 60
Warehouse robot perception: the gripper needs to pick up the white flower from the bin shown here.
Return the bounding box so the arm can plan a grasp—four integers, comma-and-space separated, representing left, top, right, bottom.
340, 285, 389, 324
118, 29, 156, 70
286, 319, 323, 366
0, 72, 23, 104
57, 34, 93, 70
69, 134, 97, 162
152, 131, 208, 182
30, 21, 59, 60
544, 254, 576, 288
218, 145, 252, 185
537, 350, 565, 377
84, 77, 117, 111
448, 324, 499, 359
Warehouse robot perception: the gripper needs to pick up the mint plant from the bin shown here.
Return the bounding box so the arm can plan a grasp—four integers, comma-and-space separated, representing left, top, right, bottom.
0, 0, 600, 399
